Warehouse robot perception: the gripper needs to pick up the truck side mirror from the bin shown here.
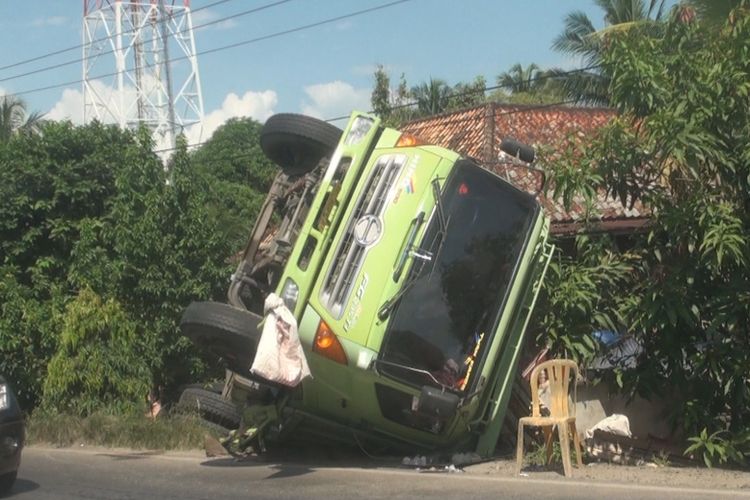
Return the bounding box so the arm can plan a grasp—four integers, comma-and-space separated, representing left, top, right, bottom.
500, 138, 535, 163
414, 386, 460, 420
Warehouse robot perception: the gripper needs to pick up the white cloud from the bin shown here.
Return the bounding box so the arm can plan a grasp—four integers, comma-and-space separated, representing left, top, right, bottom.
186, 89, 277, 145
48, 82, 277, 148
190, 9, 237, 31
32, 16, 68, 27
47, 79, 135, 125
300, 81, 370, 120
47, 87, 85, 124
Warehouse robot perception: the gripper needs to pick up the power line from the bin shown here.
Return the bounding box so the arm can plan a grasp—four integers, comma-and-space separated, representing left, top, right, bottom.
6, 0, 415, 99
0, 0, 238, 74
151, 96, 588, 156
323, 65, 601, 122
149, 66, 601, 155
0, 0, 294, 84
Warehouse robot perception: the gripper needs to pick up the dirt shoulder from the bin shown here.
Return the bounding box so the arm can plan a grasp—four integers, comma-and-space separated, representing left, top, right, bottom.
465, 457, 750, 491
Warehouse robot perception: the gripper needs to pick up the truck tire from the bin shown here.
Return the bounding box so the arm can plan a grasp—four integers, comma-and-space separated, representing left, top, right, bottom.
261, 113, 342, 176
178, 387, 241, 430
180, 301, 263, 375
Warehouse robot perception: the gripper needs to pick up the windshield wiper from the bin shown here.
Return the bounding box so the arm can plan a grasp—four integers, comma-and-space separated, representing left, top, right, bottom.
431, 177, 447, 234
377, 261, 425, 320
378, 177, 448, 321
372, 359, 449, 390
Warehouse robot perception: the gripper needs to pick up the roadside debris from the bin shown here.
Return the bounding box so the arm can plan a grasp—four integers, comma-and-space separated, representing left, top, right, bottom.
584, 414, 695, 466
250, 293, 311, 387
585, 414, 632, 441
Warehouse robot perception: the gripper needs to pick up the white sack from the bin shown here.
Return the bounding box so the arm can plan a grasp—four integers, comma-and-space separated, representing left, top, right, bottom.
585, 413, 632, 440
250, 293, 311, 387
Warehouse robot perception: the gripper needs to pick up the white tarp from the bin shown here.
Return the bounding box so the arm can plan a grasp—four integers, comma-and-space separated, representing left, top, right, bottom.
250, 293, 311, 387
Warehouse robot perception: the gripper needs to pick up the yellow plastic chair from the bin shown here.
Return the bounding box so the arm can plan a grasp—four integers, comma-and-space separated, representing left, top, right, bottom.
515, 359, 583, 477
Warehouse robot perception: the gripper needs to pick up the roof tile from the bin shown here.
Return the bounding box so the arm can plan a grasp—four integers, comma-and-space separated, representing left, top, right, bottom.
401, 103, 649, 231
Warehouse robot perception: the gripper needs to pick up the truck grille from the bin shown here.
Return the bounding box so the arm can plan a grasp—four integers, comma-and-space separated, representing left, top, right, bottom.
320, 154, 407, 318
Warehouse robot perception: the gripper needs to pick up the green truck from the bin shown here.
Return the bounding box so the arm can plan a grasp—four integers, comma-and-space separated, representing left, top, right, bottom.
180, 111, 554, 456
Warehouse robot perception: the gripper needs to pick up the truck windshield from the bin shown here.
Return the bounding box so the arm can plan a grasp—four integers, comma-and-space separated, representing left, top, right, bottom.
379, 161, 538, 392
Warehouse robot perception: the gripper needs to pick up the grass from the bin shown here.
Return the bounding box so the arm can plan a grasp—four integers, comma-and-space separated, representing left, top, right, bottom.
525, 440, 562, 466
26, 410, 222, 450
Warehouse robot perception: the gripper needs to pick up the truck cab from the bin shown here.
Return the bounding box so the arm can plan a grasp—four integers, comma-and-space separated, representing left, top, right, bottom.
181, 112, 553, 456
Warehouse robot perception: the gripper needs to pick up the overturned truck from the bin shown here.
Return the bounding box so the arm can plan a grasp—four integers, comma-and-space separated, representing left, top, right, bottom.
180, 112, 553, 456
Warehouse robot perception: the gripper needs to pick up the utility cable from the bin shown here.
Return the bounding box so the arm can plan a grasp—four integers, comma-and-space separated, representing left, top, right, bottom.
151, 96, 591, 155
6, 0, 415, 99
0, 0, 294, 84
0, 0, 239, 73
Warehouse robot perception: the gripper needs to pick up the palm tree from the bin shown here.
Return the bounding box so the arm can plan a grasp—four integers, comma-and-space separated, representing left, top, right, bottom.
687, 0, 743, 27
0, 95, 44, 142
552, 0, 667, 105
410, 78, 452, 117
497, 63, 543, 94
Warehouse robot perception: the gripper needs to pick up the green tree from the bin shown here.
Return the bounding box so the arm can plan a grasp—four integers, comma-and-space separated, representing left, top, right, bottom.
492, 64, 566, 105
69, 132, 235, 394
687, 0, 743, 27
369, 66, 414, 126
0, 95, 43, 142
551, 0, 667, 105
41, 288, 151, 416
542, 2, 750, 464
411, 78, 452, 116
497, 63, 543, 93
0, 120, 247, 409
447, 75, 487, 111
0, 121, 135, 406
371, 64, 391, 119
190, 118, 277, 250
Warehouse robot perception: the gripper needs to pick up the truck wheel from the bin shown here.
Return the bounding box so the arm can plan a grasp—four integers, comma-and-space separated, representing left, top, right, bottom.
177, 387, 241, 430
261, 113, 342, 176
180, 301, 263, 375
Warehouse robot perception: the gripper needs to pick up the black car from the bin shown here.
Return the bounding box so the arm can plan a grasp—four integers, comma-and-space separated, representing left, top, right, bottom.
0, 377, 23, 496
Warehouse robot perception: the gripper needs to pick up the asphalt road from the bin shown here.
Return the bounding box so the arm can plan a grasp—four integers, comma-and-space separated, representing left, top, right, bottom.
8, 446, 750, 500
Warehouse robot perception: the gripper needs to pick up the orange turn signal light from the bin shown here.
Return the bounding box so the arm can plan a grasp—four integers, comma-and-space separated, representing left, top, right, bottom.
313, 320, 348, 365
395, 133, 427, 148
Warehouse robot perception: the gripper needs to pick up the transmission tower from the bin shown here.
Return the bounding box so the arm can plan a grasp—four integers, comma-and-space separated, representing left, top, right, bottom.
83, 0, 204, 151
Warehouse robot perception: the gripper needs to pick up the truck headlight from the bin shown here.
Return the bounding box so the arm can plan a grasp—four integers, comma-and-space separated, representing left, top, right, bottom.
281, 278, 299, 311
0, 385, 8, 411
344, 116, 374, 146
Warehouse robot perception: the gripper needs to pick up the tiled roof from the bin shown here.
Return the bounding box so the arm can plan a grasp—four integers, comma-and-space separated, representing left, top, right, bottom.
401, 103, 650, 234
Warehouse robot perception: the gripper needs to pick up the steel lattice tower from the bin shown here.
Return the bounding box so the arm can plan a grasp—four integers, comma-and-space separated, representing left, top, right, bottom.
83, 0, 204, 151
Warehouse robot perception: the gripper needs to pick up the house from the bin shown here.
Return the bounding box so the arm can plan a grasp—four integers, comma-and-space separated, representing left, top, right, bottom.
400, 102, 649, 236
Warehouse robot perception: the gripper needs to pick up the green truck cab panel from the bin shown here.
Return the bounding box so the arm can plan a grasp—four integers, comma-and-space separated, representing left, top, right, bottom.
264, 112, 551, 455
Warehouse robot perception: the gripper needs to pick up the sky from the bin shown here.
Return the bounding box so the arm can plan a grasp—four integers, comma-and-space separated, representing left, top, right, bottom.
0, 0, 671, 144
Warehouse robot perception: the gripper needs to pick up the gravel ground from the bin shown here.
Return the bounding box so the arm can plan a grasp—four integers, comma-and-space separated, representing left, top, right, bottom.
464, 456, 750, 491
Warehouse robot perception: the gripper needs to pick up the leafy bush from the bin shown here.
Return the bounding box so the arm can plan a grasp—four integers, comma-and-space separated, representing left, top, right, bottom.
42, 288, 151, 415
540, 3, 750, 464
0, 118, 275, 412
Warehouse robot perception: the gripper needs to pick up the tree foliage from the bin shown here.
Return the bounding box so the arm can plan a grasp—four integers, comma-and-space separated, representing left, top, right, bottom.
551, 0, 667, 105
0, 118, 271, 411
0, 95, 43, 142
41, 289, 150, 416
190, 117, 277, 250
541, 2, 750, 464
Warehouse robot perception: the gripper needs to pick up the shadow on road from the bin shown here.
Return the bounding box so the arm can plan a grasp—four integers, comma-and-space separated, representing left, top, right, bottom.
95, 451, 166, 461
199, 445, 404, 475
6, 478, 40, 497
